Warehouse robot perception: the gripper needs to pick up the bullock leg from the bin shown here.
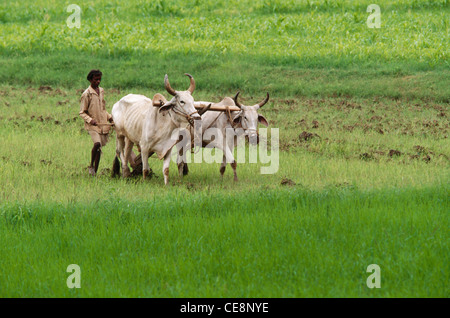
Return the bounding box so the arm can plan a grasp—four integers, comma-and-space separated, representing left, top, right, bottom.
141, 145, 150, 180
223, 146, 238, 182
113, 135, 124, 177
177, 164, 185, 178
112, 155, 121, 178
140, 150, 155, 179
177, 146, 184, 178
177, 147, 189, 178
177, 161, 189, 177
231, 161, 238, 182
176, 133, 190, 178
116, 135, 128, 177
163, 149, 172, 185
220, 154, 227, 180
122, 138, 133, 178
215, 139, 237, 182
129, 151, 138, 169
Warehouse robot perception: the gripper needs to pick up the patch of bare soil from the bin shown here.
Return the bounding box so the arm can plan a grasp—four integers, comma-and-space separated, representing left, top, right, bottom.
369, 115, 383, 122
343, 125, 354, 132
40, 159, 52, 165
281, 177, 296, 186
359, 153, 374, 160
388, 149, 402, 157
57, 99, 70, 105
185, 181, 202, 191
413, 145, 430, 154
299, 131, 320, 141
65, 117, 78, 123
422, 155, 431, 163
39, 85, 52, 93
375, 127, 384, 134
312, 120, 319, 128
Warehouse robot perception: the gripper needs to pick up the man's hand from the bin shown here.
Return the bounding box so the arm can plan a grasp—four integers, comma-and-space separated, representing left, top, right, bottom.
90, 119, 97, 126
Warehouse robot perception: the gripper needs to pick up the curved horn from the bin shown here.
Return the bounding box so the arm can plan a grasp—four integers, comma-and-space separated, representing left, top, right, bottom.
233, 91, 243, 109
198, 103, 211, 116
258, 93, 270, 108
184, 73, 195, 94
164, 74, 176, 96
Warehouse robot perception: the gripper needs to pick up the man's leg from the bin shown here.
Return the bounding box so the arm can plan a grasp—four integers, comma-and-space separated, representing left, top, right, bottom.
88, 131, 103, 176
95, 133, 110, 174
89, 142, 101, 175
93, 143, 102, 173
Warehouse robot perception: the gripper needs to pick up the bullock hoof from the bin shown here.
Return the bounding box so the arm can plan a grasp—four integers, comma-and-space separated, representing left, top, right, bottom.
163, 168, 169, 185
177, 163, 184, 178
88, 166, 96, 177
234, 176, 238, 182
123, 167, 131, 178
177, 163, 189, 177
143, 169, 149, 180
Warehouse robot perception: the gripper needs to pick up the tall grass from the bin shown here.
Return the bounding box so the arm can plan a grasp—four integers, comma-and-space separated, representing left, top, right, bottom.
0, 0, 448, 99
0, 186, 448, 297
0, 0, 448, 298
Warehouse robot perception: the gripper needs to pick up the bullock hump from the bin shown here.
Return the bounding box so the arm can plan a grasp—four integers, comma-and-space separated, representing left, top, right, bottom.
120, 94, 153, 107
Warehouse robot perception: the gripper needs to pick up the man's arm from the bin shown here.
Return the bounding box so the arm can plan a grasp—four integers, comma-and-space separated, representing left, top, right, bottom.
79, 93, 96, 124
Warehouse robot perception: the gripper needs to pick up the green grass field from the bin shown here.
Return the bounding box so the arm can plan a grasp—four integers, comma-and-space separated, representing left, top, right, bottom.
0, 0, 448, 297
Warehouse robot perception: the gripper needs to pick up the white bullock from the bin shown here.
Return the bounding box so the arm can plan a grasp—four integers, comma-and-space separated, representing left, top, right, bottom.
112, 74, 201, 185
177, 92, 270, 181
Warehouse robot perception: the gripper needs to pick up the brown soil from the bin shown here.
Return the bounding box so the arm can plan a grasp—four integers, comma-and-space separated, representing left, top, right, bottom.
299, 131, 320, 141
281, 178, 296, 186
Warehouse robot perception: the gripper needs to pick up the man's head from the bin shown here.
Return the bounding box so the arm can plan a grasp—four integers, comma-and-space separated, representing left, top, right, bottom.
87, 69, 102, 88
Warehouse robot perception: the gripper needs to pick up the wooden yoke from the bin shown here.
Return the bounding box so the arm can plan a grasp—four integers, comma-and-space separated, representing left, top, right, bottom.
193, 102, 241, 112
152, 93, 241, 112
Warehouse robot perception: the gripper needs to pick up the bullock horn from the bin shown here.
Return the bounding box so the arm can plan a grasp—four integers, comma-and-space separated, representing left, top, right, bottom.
257, 93, 270, 108
198, 103, 211, 116
164, 74, 176, 96
233, 91, 243, 109
184, 73, 195, 94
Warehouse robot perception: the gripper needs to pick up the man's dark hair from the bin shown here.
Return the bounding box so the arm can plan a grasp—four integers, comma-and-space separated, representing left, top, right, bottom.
87, 69, 102, 81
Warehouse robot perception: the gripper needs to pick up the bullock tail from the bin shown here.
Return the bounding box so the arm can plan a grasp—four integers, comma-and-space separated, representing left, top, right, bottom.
112, 155, 121, 178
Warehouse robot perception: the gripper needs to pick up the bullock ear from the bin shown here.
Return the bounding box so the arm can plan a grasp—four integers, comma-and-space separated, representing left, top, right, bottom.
233, 114, 241, 125
258, 114, 269, 127
158, 100, 174, 116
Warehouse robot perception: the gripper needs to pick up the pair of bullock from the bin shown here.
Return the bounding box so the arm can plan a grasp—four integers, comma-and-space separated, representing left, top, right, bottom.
112, 74, 269, 185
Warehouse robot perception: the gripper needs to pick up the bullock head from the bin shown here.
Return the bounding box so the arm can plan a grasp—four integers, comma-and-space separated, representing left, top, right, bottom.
159, 73, 201, 125
232, 91, 270, 145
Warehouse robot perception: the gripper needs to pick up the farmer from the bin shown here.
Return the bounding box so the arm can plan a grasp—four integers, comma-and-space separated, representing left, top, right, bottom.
79, 69, 114, 176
